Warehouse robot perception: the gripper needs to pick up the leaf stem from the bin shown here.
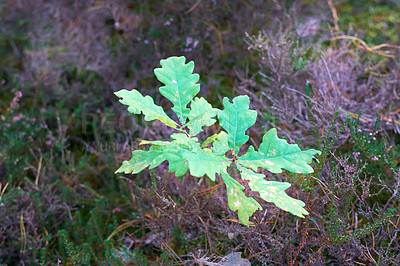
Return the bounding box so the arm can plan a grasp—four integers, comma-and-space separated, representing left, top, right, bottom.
177, 176, 205, 226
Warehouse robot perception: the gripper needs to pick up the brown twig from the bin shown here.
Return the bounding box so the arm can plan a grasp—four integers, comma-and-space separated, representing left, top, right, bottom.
331, 35, 400, 58
202, 21, 225, 57
198, 215, 213, 253
162, 241, 185, 264
327, 0, 339, 31
185, 0, 202, 14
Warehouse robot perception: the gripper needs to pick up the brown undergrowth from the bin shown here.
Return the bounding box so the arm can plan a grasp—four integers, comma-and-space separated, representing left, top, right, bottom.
0, 0, 399, 264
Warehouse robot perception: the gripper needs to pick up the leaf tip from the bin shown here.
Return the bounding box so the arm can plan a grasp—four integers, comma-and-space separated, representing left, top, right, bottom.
114, 167, 124, 174
114, 88, 126, 97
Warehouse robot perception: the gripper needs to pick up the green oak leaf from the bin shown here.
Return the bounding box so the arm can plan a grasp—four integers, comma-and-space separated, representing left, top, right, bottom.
182, 147, 231, 181
238, 166, 309, 217
218, 95, 257, 155
238, 128, 320, 174
201, 132, 230, 156
186, 97, 218, 136
210, 131, 230, 156
140, 133, 198, 148
163, 147, 189, 177
165, 134, 200, 177
115, 145, 166, 174
142, 133, 231, 179
139, 139, 171, 146
140, 134, 200, 177
115, 89, 178, 130
170, 133, 200, 149
221, 172, 262, 227
154, 56, 200, 125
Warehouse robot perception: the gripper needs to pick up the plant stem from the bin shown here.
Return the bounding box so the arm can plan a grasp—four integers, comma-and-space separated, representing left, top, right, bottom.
177, 176, 205, 227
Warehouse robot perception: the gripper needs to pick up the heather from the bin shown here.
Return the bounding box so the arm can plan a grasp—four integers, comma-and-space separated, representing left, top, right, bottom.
1, 1, 399, 264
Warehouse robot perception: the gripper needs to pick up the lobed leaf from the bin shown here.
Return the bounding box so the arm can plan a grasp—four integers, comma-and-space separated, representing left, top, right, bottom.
186, 97, 218, 136
182, 146, 231, 181
141, 133, 231, 179
169, 133, 200, 149
115, 145, 166, 174
218, 95, 257, 155
164, 134, 200, 177
221, 172, 262, 227
238, 166, 309, 217
238, 128, 320, 174
211, 131, 230, 156
141, 133, 198, 147
201, 131, 230, 156
114, 89, 178, 130
140, 134, 200, 177
163, 148, 190, 177
154, 56, 200, 125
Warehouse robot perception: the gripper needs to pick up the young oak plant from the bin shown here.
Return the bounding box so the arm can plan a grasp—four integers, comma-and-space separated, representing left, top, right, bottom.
115, 56, 320, 226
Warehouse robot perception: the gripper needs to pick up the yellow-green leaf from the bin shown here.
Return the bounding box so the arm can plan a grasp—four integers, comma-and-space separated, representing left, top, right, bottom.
238, 128, 320, 174
115, 89, 178, 130
239, 166, 309, 218
221, 172, 261, 227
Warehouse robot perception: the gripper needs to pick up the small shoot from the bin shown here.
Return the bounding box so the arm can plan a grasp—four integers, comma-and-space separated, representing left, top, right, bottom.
115, 56, 320, 226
